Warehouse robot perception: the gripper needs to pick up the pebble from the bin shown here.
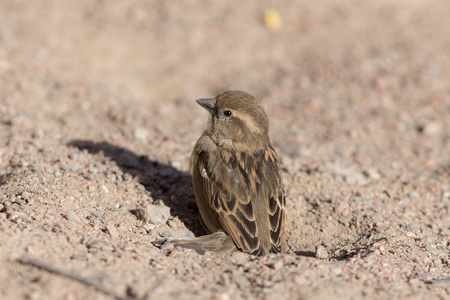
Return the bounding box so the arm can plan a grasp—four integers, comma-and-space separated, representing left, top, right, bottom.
327, 162, 368, 185
61, 212, 78, 224
143, 223, 156, 231
134, 127, 149, 142
423, 122, 442, 136
105, 224, 119, 238
171, 161, 181, 169
167, 220, 177, 228
70, 253, 88, 261
405, 232, 416, 238
272, 260, 284, 270
100, 185, 109, 193
52, 225, 62, 233
425, 243, 436, 252
315, 245, 329, 259
146, 205, 171, 226
7, 212, 25, 223
87, 240, 110, 252
333, 267, 343, 275
218, 292, 231, 300
366, 169, 381, 180
21, 191, 32, 200
135, 207, 150, 223
25, 291, 41, 300
408, 192, 420, 199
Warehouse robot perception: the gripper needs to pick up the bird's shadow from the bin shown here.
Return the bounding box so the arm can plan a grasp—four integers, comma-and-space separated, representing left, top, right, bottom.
67, 140, 206, 237
294, 250, 316, 257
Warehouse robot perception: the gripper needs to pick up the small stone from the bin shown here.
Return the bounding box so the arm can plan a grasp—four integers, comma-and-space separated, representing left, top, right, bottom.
271, 260, 283, 270
154, 199, 164, 206
218, 292, 231, 300
100, 185, 109, 193
423, 122, 442, 136
170, 161, 181, 169
52, 225, 62, 233
338, 217, 350, 228
167, 220, 177, 228
90, 210, 100, 218
408, 192, 420, 199
105, 224, 119, 238
71, 253, 88, 261
366, 169, 381, 180
315, 245, 329, 259
145, 205, 171, 226
143, 223, 156, 232
135, 207, 150, 223
42, 224, 52, 231
161, 242, 174, 253
61, 212, 78, 223
21, 191, 32, 200
87, 240, 107, 251
405, 232, 416, 238
333, 267, 343, 275
425, 243, 436, 252
25, 291, 41, 300
7, 212, 25, 223
134, 127, 149, 142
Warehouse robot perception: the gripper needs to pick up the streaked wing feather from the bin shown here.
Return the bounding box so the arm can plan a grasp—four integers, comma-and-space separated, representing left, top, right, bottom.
198, 150, 263, 254
194, 143, 285, 255
265, 145, 286, 253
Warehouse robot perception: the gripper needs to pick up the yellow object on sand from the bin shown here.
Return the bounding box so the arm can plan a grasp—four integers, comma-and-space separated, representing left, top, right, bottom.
264, 9, 282, 30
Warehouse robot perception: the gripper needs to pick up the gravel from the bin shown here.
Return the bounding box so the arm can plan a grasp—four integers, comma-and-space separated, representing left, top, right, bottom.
0, 1, 449, 299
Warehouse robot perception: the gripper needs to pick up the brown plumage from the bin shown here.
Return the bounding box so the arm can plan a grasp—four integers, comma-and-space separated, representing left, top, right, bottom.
188, 90, 286, 256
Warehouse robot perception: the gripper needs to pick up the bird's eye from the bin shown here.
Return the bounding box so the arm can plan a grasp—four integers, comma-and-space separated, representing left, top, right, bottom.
223, 110, 232, 117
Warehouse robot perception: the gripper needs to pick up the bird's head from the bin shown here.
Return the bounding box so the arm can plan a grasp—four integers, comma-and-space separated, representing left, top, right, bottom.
196, 90, 270, 152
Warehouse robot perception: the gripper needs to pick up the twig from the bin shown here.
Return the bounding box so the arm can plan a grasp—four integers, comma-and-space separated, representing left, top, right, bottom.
17, 256, 133, 300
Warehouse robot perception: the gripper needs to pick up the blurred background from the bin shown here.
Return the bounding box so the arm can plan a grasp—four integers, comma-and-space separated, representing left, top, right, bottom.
2, 0, 449, 166
2, 0, 449, 101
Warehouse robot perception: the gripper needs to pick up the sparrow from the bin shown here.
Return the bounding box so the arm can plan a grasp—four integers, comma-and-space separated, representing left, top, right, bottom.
158, 91, 286, 256
164, 90, 285, 256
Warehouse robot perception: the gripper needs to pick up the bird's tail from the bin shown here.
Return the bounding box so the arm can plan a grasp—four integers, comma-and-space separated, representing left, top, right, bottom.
154, 231, 237, 254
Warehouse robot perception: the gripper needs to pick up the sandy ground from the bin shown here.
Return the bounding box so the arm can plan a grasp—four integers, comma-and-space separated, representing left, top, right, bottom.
0, 0, 449, 299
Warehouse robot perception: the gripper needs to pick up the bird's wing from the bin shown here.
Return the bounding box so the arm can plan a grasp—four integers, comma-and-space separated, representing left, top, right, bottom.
195, 148, 264, 255
194, 144, 285, 255
222, 146, 285, 254
263, 145, 286, 253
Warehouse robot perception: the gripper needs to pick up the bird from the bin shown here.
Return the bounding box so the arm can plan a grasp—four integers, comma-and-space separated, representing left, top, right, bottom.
166, 90, 285, 256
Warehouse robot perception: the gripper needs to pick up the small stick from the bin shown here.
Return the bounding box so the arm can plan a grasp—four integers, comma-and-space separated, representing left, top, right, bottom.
17, 256, 133, 300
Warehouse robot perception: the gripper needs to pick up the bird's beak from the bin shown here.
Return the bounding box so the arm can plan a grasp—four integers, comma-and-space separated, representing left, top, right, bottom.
196, 98, 216, 115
